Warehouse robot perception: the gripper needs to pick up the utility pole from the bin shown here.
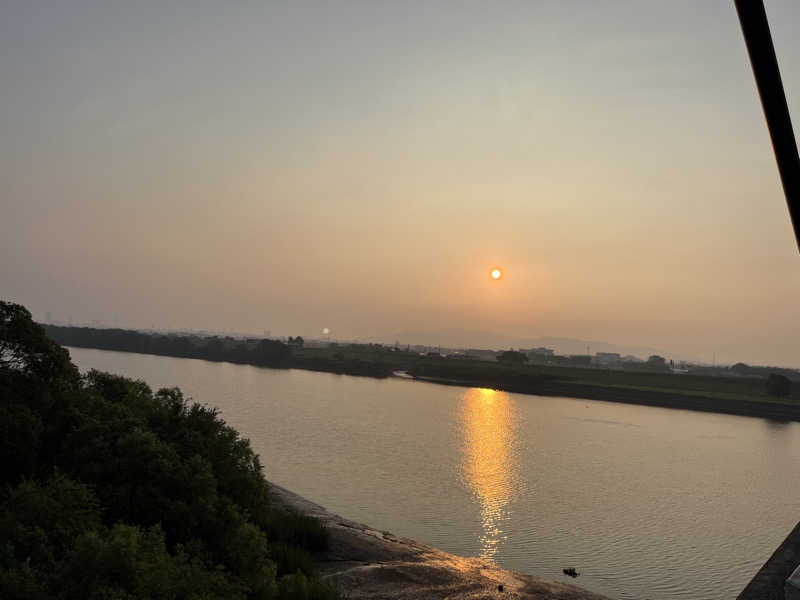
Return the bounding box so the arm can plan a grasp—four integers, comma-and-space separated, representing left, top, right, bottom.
735, 0, 800, 251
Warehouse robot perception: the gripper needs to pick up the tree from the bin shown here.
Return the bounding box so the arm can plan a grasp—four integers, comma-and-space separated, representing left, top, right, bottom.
0, 301, 341, 600
646, 355, 668, 369
497, 350, 528, 365
766, 373, 792, 398
0, 301, 76, 383
254, 338, 291, 364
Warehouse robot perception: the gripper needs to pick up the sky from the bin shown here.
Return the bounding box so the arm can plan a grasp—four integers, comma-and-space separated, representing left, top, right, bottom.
2, 1, 800, 366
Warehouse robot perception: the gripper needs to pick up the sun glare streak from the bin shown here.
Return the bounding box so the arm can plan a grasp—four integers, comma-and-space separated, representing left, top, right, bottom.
459, 388, 522, 561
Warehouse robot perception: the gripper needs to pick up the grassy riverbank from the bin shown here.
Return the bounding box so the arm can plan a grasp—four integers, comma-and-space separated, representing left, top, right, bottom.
44, 324, 800, 421
406, 360, 800, 420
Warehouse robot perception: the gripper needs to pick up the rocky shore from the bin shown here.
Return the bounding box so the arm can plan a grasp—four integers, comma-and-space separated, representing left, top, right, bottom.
269, 483, 610, 600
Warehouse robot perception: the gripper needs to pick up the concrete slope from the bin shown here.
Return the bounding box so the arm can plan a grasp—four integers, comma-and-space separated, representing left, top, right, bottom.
739, 521, 800, 600
269, 483, 611, 600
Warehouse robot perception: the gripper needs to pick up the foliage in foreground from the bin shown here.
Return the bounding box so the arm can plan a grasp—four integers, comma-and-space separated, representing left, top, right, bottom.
0, 301, 340, 599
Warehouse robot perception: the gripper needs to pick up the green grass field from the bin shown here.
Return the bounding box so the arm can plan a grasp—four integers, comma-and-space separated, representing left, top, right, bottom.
298, 345, 800, 405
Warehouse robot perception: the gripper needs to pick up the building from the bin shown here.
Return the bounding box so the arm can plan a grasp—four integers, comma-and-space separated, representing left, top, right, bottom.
525, 347, 554, 356
567, 354, 592, 366
622, 354, 642, 363
594, 352, 622, 365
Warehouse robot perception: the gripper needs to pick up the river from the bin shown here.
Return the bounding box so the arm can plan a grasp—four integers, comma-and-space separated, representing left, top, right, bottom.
68, 347, 800, 600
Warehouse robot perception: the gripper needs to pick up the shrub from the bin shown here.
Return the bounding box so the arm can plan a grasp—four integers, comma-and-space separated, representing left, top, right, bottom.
278, 572, 341, 600
270, 542, 314, 577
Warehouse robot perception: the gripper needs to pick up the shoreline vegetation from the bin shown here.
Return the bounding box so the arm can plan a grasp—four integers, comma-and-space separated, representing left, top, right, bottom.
46, 324, 800, 422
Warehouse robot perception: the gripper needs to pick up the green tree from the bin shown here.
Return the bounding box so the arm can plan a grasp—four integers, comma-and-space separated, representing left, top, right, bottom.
497, 350, 528, 365
0, 474, 101, 569
288, 336, 304, 348
1, 300, 340, 599
55, 524, 247, 600
0, 302, 76, 383
0, 302, 80, 482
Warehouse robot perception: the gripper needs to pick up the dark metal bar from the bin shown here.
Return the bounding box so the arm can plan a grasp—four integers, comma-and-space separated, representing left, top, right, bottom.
734, 0, 800, 251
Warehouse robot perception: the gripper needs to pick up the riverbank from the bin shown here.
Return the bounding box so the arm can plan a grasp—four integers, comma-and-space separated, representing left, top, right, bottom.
46, 324, 800, 423
738, 520, 800, 600
409, 375, 800, 422
268, 482, 610, 600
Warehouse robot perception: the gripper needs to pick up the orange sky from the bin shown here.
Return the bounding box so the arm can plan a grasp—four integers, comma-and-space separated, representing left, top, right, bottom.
2, 1, 800, 365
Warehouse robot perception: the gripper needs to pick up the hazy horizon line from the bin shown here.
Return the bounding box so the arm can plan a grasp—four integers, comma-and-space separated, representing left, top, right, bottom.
40, 317, 800, 371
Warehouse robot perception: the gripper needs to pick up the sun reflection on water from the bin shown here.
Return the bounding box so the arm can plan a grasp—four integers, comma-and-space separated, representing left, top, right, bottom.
459, 388, 522, 561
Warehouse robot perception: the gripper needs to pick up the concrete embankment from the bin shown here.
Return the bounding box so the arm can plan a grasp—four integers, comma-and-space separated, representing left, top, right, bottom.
738, 520, 800, 600
269, 483, 610, 600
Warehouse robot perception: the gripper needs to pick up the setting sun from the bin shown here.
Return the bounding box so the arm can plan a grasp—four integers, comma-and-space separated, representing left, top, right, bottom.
490, 268, 503, 280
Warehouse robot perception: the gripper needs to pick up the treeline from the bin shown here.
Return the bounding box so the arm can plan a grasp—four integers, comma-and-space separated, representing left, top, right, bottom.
2, 302, 340, 600
729, 362, 800, 381
44, 325, 394, 378
44, 325, 292, 366
291, 354, 394, 378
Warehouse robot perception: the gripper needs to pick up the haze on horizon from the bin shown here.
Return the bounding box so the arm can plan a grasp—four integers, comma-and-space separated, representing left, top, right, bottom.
2, 1, 800, 367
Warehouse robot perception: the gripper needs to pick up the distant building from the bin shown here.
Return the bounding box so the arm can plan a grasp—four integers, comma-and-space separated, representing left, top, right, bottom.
447, 352, 478, 360
567, 354, 592, 366
525, 347, 555, 356
525, 347, 555, 364
594, 352, 622, 365
465, 349, 498, 362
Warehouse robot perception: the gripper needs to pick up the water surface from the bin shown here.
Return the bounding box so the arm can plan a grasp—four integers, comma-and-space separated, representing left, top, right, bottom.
69, 347, 800, 600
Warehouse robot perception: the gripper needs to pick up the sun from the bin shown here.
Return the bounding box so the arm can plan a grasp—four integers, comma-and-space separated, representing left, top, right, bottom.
490, 268, 503, 280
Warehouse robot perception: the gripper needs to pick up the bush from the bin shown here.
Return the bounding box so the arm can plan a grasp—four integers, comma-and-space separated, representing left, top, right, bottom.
278, 572, 341, 600
270, 542, 314, 577
55, 524, 249, 600
264, 509, 329, 553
